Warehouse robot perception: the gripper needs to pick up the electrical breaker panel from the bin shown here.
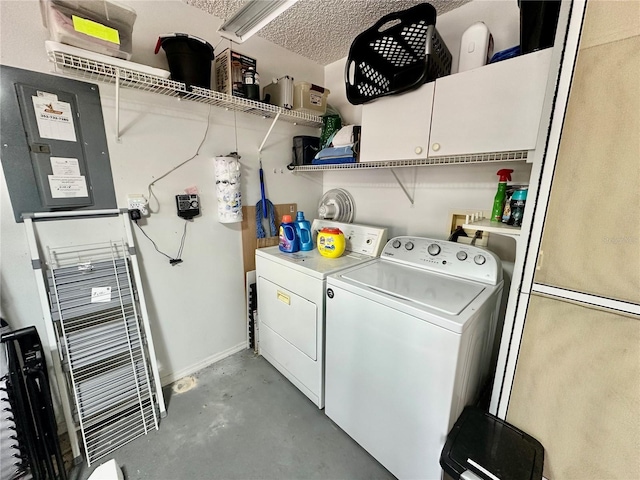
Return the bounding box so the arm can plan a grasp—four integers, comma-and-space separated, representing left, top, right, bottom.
0, 65, 116, 222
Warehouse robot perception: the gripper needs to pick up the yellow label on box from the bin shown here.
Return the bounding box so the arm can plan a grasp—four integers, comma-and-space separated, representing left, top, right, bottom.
72, 15, 120, 45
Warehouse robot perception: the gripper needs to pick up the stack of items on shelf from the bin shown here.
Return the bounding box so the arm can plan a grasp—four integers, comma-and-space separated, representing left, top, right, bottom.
490, 169, 528, 227
43, 0, 176, 80
312, 125, 360, 165
41, 0, 136, 60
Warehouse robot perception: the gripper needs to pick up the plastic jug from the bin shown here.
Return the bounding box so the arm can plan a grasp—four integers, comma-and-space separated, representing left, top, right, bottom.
317, 228, 346, 258
294, 212, 313, 251
279, 215, 299, 253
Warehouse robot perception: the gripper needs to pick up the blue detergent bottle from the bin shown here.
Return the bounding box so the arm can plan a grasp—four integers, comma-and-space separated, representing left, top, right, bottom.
295, 211, 313, 251
279, 215, 299, 253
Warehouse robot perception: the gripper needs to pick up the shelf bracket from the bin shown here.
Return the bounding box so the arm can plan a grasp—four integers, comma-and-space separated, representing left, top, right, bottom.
115, 67, 121, 143
390, 168, 415, 205
258, 112, 281, 153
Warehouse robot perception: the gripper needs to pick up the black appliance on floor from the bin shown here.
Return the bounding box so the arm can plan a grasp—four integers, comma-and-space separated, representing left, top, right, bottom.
1, 322, 67, 480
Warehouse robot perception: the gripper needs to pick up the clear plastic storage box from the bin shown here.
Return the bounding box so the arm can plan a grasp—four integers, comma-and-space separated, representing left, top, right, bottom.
293, 82, 330, 115
40, 0, 136, 60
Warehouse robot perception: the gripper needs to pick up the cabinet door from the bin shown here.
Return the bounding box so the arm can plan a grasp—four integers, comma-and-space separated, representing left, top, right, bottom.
535, 36, 640, 303
429, 49, 552, 157
359, 82, 434, 162
507, 294, 640, 480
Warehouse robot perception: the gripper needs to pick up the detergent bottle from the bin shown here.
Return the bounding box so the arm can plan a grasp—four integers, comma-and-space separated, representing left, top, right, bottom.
294, 212, 313, 251
317, 228, 346, 258
279, 215, 299, 253
491, 169, 514, 222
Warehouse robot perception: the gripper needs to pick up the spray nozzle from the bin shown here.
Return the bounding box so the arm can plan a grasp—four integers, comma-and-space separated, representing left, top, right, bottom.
497, 169, 514, 182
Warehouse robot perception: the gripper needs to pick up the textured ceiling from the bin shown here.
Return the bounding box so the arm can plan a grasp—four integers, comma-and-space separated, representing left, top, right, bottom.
184, 0, 471, 65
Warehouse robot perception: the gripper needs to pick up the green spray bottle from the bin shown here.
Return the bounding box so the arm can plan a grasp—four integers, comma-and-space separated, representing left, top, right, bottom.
491, 169, 514, 221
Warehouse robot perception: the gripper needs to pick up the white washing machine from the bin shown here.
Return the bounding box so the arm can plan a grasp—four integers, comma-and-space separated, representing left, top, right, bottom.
325, 236, 504, 480
255, 220, 388, 408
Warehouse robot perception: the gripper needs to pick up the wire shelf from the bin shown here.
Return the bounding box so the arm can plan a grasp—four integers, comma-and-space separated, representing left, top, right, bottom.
47, 240, 159, 466
47, 49, 323, 128
292, 150, 529, 171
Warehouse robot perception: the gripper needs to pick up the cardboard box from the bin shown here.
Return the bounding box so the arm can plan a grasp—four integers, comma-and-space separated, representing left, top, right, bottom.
214, 48, 257, 98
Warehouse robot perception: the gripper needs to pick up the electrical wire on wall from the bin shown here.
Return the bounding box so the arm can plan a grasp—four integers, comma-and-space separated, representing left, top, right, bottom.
146, 105, 212, 213
133, 217, 189, 266
132, 104, 212, 266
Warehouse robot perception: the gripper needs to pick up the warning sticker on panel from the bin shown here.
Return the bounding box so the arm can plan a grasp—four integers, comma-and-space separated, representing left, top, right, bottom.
91, 287, 112, 303
32, 97, 77, 142
48, 175, 88, 198
51, 157, 80, 177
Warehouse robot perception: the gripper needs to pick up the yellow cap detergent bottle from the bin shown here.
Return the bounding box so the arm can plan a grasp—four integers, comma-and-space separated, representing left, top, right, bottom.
317, 228, 346, 258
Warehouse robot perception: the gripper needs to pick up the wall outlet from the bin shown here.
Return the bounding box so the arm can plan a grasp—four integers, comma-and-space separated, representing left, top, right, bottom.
449, 212, 489, 247
127, 194, 149, 216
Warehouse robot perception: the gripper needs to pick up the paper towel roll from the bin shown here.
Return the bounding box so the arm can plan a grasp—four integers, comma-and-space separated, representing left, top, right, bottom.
214, 155, 242, 223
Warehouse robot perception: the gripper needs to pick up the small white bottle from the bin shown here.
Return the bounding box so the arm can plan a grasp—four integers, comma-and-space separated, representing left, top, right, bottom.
458, 22, 494, 73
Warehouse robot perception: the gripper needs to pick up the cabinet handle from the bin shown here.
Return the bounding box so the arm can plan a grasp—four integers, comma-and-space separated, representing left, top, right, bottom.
415, 146, 423, 155
432, 143, 441, 152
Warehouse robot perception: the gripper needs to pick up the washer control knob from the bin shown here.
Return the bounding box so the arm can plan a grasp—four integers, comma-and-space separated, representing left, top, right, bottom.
392, 239, 402, 249
427, 244, 441, 256
456, 251, 467, 261
405, 241, 414, 251
474, 254, 486, 265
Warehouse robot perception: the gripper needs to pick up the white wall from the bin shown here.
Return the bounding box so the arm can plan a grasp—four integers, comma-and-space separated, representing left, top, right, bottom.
0, 0, 324, 391
323, 0, 524, 262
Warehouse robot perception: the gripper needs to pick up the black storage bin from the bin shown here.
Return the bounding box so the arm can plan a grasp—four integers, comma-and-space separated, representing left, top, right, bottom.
292, 136, 320, 166
345, 3, 452, 105
441, 406, 544, 480
155, 33, 214, 89
519, 0, 561, 54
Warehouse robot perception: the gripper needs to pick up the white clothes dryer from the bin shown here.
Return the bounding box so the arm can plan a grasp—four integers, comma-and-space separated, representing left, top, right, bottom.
255, 220, 387, 408
324, 236, 504, 480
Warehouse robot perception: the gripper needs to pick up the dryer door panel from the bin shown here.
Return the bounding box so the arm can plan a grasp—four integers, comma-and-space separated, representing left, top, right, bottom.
258, 277, 318, 360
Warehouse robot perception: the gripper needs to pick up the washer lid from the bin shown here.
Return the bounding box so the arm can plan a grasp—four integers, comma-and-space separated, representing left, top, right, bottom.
341, 261, 485, 315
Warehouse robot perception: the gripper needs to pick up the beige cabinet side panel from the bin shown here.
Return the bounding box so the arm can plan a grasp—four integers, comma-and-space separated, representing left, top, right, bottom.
579, 0, 640, 50
535, 36, 640, 303
507, 294, 640, 480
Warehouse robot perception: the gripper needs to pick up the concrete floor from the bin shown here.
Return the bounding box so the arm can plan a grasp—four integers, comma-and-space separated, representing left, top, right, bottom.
79, 349, 395, 480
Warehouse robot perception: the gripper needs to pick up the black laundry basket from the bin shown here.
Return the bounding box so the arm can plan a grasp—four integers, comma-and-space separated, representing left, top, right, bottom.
345, 3, 452, 105
440, 406, 545, 480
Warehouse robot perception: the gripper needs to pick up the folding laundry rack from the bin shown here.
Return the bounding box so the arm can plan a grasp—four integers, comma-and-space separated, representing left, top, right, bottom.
22, 209, 166, 467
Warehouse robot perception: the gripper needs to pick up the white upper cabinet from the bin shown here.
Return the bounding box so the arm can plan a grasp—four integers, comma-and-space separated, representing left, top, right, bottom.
428, 49, 553, 157
358, 49, 553, 162
359, 82, 434, 162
